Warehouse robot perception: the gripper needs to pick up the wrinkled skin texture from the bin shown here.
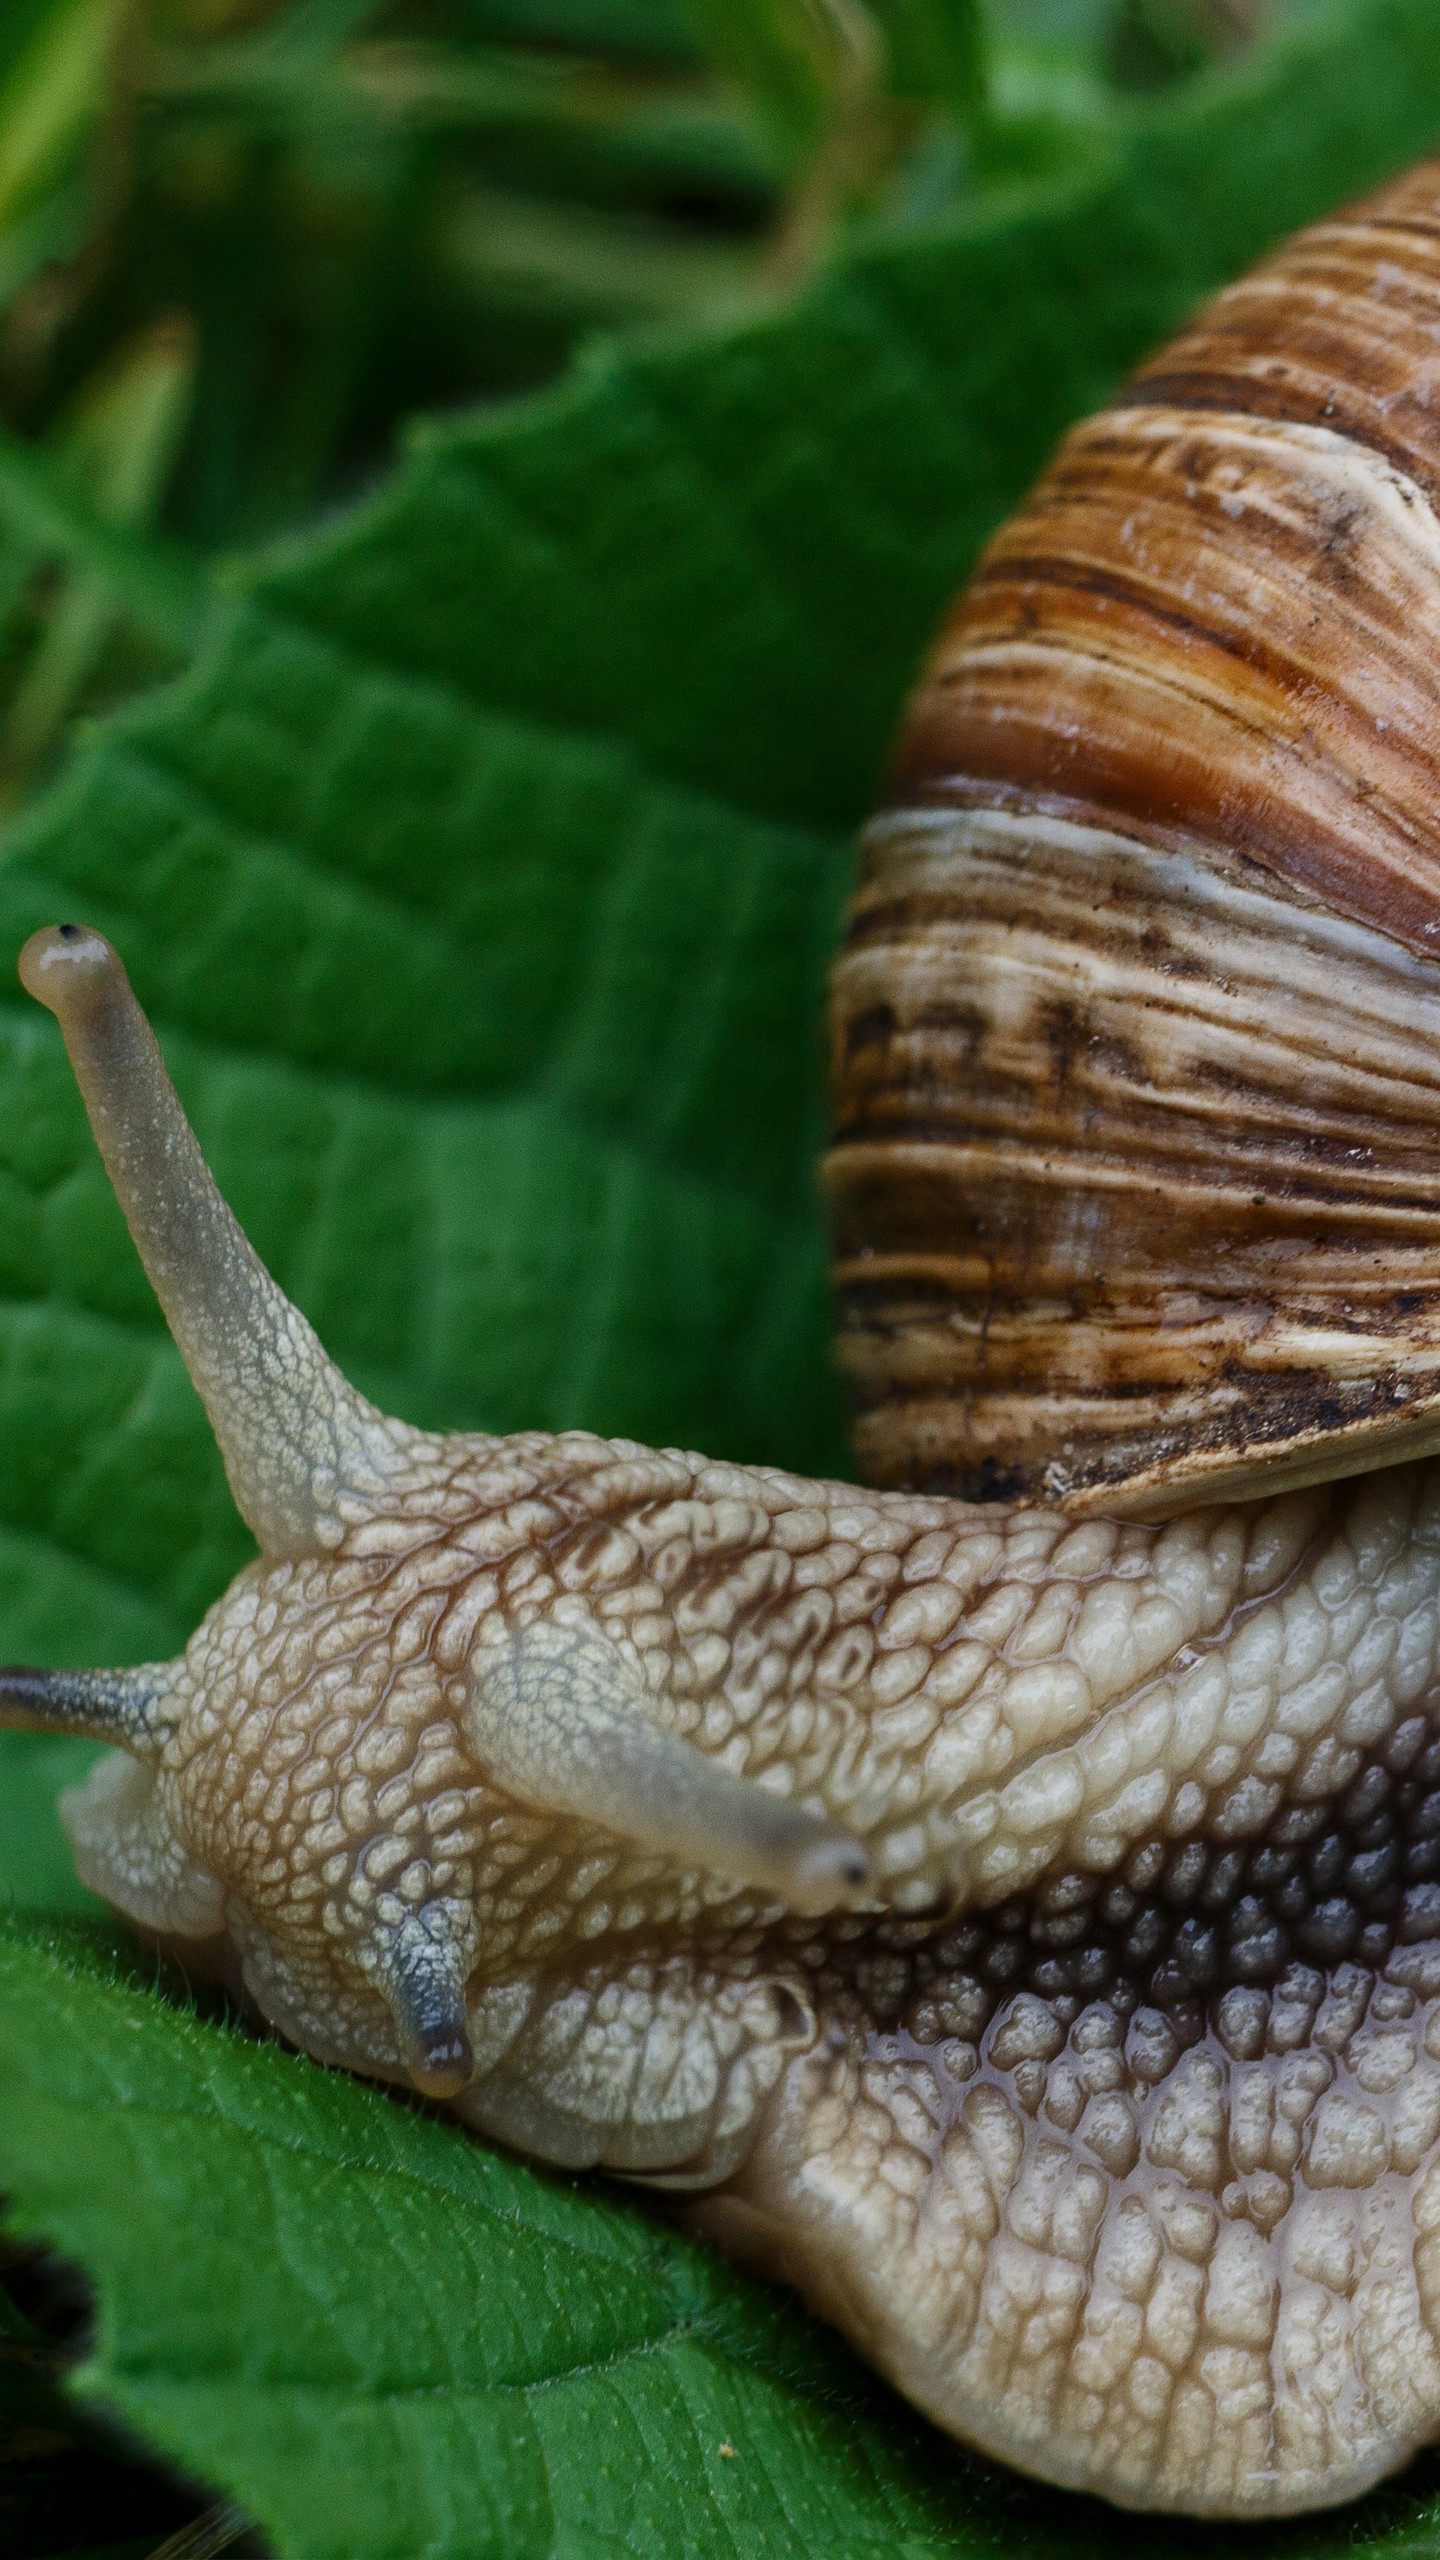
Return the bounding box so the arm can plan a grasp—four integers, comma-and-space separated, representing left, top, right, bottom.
61, 1428, 1440, 2514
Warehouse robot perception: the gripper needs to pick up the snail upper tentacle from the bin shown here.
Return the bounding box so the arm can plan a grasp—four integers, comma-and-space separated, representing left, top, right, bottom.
17, 923, 423, 1558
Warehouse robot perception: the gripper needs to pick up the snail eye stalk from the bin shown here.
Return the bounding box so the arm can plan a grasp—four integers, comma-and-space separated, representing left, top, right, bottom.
0, 1663, 177, 1761
19, 925, 419, 1559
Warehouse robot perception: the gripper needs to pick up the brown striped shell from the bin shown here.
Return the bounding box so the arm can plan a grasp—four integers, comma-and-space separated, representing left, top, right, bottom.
829, 158, 1440, 1519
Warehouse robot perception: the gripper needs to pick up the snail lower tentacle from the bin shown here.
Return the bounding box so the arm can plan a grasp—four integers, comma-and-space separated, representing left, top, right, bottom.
17, 158, 1440, 2522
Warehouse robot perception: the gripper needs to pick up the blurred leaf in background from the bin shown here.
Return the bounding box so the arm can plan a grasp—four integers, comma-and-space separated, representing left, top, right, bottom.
0, 0, 1292, 813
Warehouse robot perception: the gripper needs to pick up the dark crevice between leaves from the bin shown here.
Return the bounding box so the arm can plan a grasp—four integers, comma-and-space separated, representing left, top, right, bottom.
0, 2238, 269, 2560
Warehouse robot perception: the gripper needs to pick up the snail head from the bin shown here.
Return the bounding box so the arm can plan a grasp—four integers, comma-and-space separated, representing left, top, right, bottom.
0, 927, 869, 2110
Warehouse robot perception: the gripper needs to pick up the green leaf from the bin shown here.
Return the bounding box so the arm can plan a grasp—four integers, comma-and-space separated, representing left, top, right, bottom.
5, 1921, 1440, 2560
0, 0, 123, 239
6, 0, 1440, 2551
876, 0, 986, 118
0, 1918, 1004, 2560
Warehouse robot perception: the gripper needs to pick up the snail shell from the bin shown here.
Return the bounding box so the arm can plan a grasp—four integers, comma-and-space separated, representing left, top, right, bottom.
830, 155, 1440, 1518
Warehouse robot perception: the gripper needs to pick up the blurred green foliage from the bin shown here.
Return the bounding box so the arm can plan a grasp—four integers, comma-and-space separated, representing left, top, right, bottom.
0, 0, 1285, 810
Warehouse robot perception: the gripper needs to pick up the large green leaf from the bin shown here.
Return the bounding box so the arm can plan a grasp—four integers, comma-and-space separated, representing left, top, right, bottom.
4, 1917, 1440, 2560
8, 0, 1440, 2549
0, 1919, 976, 2560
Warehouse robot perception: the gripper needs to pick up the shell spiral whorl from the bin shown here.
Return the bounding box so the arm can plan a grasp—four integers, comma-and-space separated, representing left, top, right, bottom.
830, 159, 1440, 1518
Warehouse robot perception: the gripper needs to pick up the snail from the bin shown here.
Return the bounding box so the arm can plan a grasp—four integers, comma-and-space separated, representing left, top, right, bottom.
14, 161, 1440, 2530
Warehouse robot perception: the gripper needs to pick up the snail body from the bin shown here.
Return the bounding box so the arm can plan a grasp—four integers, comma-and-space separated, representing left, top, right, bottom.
14, 164, 1440, 2522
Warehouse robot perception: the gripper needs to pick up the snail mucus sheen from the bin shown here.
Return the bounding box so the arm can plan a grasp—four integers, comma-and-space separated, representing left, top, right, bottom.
17, 169, 1440, 2529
